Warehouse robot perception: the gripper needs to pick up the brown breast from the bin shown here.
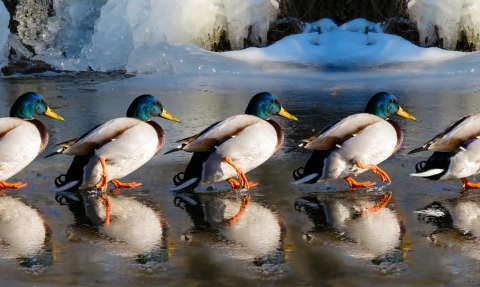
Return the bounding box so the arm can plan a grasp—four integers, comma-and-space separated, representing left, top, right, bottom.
266, 119, 284, 156
387, 119, 403, 155
147, 120, 165, 155
28, 119, 49, 155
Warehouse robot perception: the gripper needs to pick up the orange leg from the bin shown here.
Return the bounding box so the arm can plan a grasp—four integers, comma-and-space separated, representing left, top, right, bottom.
228, 193, 250, 226
0, 181, 28, 189
461, 178, 480, 189
95, 157, 109, 192
356, 162, 391, 183
99, 194, 112, 226
344, 176, 377, 189
224, 157, 258, 190
361, 193, 392, 215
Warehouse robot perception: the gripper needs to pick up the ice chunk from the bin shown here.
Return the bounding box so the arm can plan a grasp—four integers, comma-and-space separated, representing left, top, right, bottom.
45, 0, 107, 58
81, 0, 278, 71
408, 0, 480, 50
0, 1, 10, 68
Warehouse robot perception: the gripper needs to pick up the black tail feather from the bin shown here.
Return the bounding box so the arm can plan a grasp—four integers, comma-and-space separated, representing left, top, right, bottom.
414, 151, 459, 180
293, 150, 331, 184
55, 154, 92, 190
173, 151, 211, 190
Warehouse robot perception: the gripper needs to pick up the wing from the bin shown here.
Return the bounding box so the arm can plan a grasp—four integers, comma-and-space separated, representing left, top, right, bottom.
409, 114, 480, 153
175, 115, 264, 153
0, 118, 24, 140
301, 113, 384, 150
53, 118, 142, 156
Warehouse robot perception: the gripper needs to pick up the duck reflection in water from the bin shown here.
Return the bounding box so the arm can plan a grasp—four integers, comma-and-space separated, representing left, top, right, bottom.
294, 191, 407, 265
55, 191, 169, 265
416, 193, 480, 260
0, 195, 53, 272
173, 191, 286, 266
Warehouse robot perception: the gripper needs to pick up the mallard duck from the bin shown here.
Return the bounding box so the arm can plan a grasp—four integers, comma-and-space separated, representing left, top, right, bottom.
51, 94, 180, 192
409, 113, 480, 189
292, 92, 416, 188
0, 92, 64, 191
167, 92, 298, 191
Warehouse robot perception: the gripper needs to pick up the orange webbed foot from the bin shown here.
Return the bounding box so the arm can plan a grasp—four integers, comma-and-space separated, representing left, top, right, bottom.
361, 193, 393, 215
461, 178, 480, 189
356, 162, 391, 184
0, 181, 28, 190
344, 176, 377, 189
228, 193, 251, 226
227, 178, 258, 190
95, 157, 109, 192
224, 156, 252, 190
111, 179, 142, 189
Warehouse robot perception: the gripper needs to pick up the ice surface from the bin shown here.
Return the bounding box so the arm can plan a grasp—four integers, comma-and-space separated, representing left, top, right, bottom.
408, 0, 480, 50
126, 41, 260, 74
0, 1, 9, 68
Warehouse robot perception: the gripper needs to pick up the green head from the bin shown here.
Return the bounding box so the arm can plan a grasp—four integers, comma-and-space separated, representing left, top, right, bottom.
245, 92, 298, 121
126, 94, 180, 122
10, 92, 65, 121
364, 92, 416, 120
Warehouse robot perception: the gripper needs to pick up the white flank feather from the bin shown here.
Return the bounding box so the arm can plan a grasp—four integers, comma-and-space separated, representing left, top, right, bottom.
410, 169, 444, 177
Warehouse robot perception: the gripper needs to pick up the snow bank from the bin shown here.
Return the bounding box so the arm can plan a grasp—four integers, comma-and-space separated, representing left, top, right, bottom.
408, 0, 480, 50
0, 1, 9, 68
225, 18, 464, 70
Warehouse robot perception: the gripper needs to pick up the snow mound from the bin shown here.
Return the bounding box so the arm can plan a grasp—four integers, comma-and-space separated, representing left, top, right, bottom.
225, 18, 464, 70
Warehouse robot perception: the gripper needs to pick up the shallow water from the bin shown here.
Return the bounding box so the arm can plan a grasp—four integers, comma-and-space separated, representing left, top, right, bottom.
0, 69, 480, 286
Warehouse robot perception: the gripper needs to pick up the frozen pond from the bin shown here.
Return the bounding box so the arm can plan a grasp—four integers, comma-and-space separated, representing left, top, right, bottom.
1, 63, 480, 286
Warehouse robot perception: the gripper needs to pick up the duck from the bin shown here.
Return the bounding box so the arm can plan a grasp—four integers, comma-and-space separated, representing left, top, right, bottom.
167, 92, 298, 191
409, 113, 480, 189
50, 94, 180, 192
0, 92, 64, 192
292, 92, 416, 188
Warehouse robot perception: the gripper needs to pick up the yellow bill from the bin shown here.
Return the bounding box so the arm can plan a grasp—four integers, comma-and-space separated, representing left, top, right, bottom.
160, 109, 181, 123
396, 106, 416, 121
45, 106, 65, 121
278, 106, 298, 121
